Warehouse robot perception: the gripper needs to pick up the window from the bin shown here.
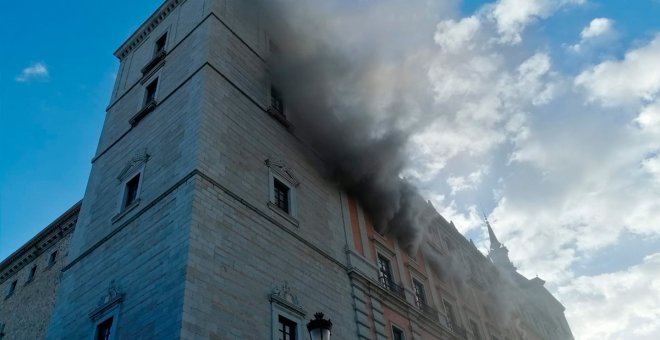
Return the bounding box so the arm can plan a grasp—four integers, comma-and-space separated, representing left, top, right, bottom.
443, 300, 457, 327
95, 317, 113, 340
377, 254, 393, 289
123, 173, 141, 208
278, 315, 297, 340
270, 86, 285, 117
273, 178, 290, 213
469, 320, 482, 340
144, 78, 158, 105
26, 265, 37, 283
392, 326, 405, 340
412, 279, 427, 309
5, 280, 17, 298
48, 250, 58, 267
155, 33, 167, 55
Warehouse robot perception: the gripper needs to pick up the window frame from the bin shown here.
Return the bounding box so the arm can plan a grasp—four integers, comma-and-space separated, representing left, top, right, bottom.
270, 301, 304, 340
143, 77, 159, 107
48, 250, 58, 267
154, 32, 168, 55
118, 168, 144, 214
267, 163, 299, 221
25, 265, 37, 284
412, 278, 427, 309
391, 324, 406, 340
5, 280, 17, 299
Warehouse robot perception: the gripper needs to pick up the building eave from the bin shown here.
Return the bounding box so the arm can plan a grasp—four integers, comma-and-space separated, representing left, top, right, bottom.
0, 200, 81, 283
113, 0, 184, 61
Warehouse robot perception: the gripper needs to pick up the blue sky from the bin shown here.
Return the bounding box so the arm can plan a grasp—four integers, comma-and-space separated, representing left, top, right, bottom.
1, 0, 660, 339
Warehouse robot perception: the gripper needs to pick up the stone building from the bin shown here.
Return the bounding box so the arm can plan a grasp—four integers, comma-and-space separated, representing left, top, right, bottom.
0, 202, 80, 340
1, 1, 574, 339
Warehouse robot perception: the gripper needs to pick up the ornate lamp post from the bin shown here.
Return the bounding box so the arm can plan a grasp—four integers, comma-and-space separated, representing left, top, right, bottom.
307, 312, 332, 340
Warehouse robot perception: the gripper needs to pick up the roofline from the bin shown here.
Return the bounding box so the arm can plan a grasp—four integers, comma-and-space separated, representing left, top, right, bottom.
113, 0, 184, 60
0, 200, 82, 272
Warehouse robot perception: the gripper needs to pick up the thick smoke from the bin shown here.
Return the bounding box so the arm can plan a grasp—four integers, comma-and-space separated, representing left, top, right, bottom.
260, 0, 453, 249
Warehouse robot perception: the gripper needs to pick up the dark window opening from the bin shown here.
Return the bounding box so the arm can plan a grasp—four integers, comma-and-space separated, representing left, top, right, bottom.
443, 300, 457, 327
273, 178, 290, 213
270, 86, 285, 115
278, 315, 296, 340
6, 280, 17, 297
155, 33, 167, 54
124, 174, 141, 208
392, 326, 405, 340
377, 255, 393, 288
26, 266, 37, 282
48, 251, 58, 266
470, 320, 482, 340
145, 79, 158, 105
412, 279, 426, 309
95, 317, 113, 340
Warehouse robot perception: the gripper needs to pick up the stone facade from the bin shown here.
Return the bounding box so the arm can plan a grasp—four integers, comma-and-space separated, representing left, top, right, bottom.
0, 202, 80, 340
1, 1, 574, 339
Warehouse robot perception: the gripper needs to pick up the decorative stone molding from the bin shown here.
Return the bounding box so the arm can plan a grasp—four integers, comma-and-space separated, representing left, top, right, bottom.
114, 0, 183, 60
270, 281, 305, 317
89, 280, 124, 321
117, 149, 150, 182
265, 159, 299, 187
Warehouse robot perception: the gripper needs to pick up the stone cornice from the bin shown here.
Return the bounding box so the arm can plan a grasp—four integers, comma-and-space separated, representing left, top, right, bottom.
113, 0, 185, 61
0, 201, 81, 284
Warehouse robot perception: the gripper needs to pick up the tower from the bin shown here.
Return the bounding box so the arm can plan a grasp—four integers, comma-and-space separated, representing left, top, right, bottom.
46, 1, 356, 338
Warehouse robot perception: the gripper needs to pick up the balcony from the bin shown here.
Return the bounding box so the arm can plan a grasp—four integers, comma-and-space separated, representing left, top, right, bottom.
141, 50, 166, 75
380, 279, 405, 299
417, 302, 438, 318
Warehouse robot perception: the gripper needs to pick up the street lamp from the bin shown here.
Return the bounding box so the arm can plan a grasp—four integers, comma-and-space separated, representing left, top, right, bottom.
307, 312, 332, 340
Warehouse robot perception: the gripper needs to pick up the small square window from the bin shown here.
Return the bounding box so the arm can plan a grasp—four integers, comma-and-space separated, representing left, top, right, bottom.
144, 79, 158, 106
6, 280, 17, 298
26, 265, 37, 283
123, 174, 141, 208
48, 250, 58, 266
95, 317, 113, 340
273, 178, 290, 213
278, 315, 297, 340
155, 33, 167, 55
392, 326, 405, 340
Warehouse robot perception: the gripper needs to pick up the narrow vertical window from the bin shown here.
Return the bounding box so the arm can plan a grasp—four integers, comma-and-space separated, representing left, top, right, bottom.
443, 300, 457, 328
144, 78, 158, 106
26, 265, 37, 283
278, 315, 297, 340
377, 255, 393, 289
123, 174, 141, 208
155, 33, 167, 55
6, 280, 17, 298
412, 279, 427, 309
273, 178, 290, 213
392, 326, 405, 340
95, 317, 113, 340
270, 86, 285, 116
48, 250, 58, 266
470, 320, 482, 340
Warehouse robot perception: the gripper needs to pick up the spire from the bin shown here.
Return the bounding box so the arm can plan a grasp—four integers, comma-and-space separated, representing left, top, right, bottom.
483, 213, 516, 271
484, 213, 502, 251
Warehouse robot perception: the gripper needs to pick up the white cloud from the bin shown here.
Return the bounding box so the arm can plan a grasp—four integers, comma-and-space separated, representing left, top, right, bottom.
487, 0, 586, 44
558, 253, 660, 340
576, 35, 660, 105
447, 168, 487, 194
581, 18, 614, 39
16, 62, 49, 82
434, 16, 481, 53
570, 18, 616, 52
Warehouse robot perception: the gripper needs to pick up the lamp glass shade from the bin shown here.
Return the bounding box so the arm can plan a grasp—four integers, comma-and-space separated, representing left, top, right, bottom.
308, 328, 331, 340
